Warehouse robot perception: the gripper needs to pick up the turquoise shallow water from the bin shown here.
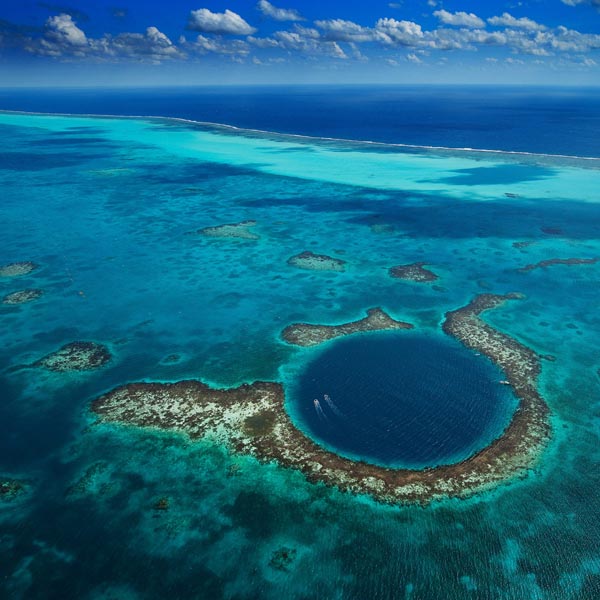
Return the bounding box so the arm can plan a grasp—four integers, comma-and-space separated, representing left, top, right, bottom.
0, 111, 599, 599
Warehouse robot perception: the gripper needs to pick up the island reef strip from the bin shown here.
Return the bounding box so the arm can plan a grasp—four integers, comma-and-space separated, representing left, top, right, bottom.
287, 251, 346, 272
518, 257, 599, 272
281, 307, 413, 347
198, 220, 259, 240
2, 289, 43, 305
35, 341, 112, 372
389, 262, 438, 282
91, 294, 550, 504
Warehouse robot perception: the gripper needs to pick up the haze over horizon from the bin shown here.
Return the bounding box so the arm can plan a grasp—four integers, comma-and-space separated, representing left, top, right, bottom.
1, 0, 600, 87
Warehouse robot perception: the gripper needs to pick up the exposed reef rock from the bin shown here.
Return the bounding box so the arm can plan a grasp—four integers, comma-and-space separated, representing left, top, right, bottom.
512, 241, 536, 249
91, 293, 551, 504
518, 257, 599, 272
389, 262, 438, 282
269, 547, 297, 571
153, 497, 170, 511
282, 308, 413, 347
2, 289, 43, 305
35, 341, 112, 372
0, 478, 26, 502
287, 251, 346, 272
66, 462, 109, 498
0, 261, 38, 277
541, 226, 562, 235
199, 220, 259, 240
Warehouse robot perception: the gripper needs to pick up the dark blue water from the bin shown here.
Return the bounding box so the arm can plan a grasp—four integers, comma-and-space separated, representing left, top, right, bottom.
1, 85, 599, 157
291, 332, 516, 469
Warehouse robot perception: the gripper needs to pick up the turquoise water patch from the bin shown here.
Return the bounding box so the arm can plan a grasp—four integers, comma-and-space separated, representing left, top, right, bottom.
288, 331, 517, 469
0, 110, 599, 599
434, 164, 556, 186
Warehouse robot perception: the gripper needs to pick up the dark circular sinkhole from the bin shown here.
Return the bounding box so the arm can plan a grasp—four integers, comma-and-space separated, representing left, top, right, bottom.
289, 332, 518, 469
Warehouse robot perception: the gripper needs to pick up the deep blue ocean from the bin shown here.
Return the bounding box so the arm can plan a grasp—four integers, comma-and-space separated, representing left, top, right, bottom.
0, 86, 599, 599
1, 85, 600, 156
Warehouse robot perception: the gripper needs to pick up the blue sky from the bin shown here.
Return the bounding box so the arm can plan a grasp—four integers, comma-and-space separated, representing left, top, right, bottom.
1, 0, 599, 85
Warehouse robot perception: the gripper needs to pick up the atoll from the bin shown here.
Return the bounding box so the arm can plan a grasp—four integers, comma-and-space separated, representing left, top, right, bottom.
35, 341, 112, 372
0, 478, 26, 501
389, 262, 438, 282
282, 308, 413, 347
518, 257, 599, 272
2, 289, 43, 305
199, 220, 259, 240
0, 261, 38, 277
91, 293, 551, 504
287, 251, 346, 272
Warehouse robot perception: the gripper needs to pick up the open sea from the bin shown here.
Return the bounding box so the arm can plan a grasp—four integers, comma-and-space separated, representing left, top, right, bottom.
0, 86, 599, 599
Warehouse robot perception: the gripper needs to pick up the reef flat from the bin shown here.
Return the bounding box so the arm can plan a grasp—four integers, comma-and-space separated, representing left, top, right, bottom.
0, 261, 38, 277
198, 220, 259, 240
389, 262, 438, 282
91, 294, 549, 504
2, 289, 43, 305
518, 257, 599, 272
281, 308, 413, 347
35, 341, 112, 372
287, 251, 346, 272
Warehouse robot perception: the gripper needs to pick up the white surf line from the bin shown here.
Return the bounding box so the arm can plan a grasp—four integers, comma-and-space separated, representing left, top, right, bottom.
1, 109, 599, 164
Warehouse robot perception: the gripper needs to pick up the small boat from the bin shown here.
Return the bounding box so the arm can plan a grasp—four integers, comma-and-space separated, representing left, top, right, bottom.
499, 380, 510, 385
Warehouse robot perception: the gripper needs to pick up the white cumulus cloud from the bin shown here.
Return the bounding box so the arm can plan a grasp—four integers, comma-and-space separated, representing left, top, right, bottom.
433, 10, 484, 28
257, 1, 303, 22
561, 0, 600, 6
46, 14, 87, 46
188, 8, 256, 35
189, 34, 249, 56
106, 27, 182, 61
375, 18, 423, 45
488, 13, 545, 31
315, 19, 382, 43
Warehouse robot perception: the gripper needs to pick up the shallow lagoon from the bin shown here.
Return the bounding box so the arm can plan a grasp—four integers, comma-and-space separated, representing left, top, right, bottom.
0, 110, 599, 599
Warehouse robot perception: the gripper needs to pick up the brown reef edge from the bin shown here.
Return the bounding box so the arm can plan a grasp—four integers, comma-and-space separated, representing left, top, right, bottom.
389, 262, 438, 282
518, 257, 599, 272
281, 307, 413, 347
91, 293, 550, 504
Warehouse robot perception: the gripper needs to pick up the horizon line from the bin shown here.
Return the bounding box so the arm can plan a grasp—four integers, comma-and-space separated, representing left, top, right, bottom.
2, 82, 600, 90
